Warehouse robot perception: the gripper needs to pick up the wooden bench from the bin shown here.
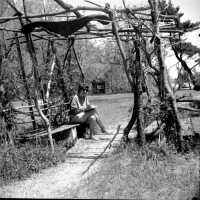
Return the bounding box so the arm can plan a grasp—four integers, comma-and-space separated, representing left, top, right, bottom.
16, 124, 80, 149
37, 123, 90, 148
22, 124, 79, 140
16, 102, 90, 145
19, 122, 90, 147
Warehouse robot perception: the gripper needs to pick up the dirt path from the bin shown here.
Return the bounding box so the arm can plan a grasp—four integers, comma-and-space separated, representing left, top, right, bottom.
0, 123, 134, 198
1, 94, 133, 198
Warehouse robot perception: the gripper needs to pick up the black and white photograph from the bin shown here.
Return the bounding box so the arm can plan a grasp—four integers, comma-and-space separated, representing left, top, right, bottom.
0, 0, 199, 199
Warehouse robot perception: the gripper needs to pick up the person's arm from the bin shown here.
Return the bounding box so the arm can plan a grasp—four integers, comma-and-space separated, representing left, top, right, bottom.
70, 95, 84, 115
85, 96, 96, 111
86, 96, 90, 107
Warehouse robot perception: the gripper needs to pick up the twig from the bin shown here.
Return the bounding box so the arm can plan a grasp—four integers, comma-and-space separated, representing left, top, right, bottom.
177, 99, 200, 103
177, 106, 200, 112
82, 125, 121, 175
0, 27, 21, 32
72, 46, 85, 82
84, 0, 102, 8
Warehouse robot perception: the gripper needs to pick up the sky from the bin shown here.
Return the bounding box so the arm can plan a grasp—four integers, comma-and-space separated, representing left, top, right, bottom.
71, 0, 200, 22
70, 0, 200, 47
68, 0, 200, 79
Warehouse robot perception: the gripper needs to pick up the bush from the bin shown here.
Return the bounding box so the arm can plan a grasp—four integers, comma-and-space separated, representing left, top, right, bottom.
0, 143, 66, 185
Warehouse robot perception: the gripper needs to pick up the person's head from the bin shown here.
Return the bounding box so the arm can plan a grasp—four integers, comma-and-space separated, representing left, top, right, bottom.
77, 84, 89, 97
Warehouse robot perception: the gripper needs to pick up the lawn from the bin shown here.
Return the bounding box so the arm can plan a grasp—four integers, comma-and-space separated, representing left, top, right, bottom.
89, 93, 134, 130
0, 93, 134, 186
69, 143, 199, 199
3, 92, 200, 200
65, 91, 200, 200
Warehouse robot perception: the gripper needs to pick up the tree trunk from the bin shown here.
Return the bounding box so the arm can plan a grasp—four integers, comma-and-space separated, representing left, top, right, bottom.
107, 9, 137, 142
134, 39, 145, 146
0, 43, 2, 76
55, 53, 69, 102
0, 33, 3, 76
13, 3, 55, 152
171, 45, 200, 90
15, 33, 37, 129
123, 92, 137, 142
155, 35, 182, 152
149, 0, 182, 151
25, 32, 54, 153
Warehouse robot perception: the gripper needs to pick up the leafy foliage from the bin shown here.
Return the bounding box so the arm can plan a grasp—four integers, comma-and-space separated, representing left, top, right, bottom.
159, 0, 200, 91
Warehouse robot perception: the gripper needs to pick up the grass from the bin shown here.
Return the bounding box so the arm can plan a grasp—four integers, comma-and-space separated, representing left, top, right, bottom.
89, 93, 134, 130
0, 142, 66, 186
1, 92, 199, 199
0, 93, 133, 186
69, 142, 200, 199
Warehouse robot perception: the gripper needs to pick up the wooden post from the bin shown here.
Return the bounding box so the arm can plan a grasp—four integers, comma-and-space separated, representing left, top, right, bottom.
24, 33, 55, 153
134, 36, 146, 146
46, 54, 56, 102
7, 1, 55, 153
148, 0, 165, 102
55, 50, 70, 102
15, 33, 37, 129
106, 7, 135, 142
43, 0, 48, 20
72, 46, 85, 82
0, 39, 2, 76
148, 0, 182, 151
107, 9, 133, 88
107, 6, 145, 145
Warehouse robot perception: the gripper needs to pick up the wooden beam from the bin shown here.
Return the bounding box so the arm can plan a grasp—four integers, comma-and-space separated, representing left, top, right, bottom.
15, 33, 37, 129
0, 5, 178, 24
7, 0, 55, 153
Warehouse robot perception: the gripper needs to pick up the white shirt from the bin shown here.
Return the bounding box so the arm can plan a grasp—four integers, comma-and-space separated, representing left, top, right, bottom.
70, 94, 90, 113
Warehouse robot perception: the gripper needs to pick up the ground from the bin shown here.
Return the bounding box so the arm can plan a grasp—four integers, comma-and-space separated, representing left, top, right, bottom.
0, 93, 133, 198
0, 132, 128, 198
0, 93, 199, 199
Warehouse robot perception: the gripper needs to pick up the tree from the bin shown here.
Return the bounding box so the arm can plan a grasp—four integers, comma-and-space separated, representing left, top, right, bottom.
158, 0, 200, 90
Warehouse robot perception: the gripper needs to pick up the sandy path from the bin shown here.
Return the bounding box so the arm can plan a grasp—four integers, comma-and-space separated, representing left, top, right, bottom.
0, 123, 133, 198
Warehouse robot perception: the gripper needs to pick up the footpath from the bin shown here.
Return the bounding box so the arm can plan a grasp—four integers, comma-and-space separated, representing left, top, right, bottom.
0, 123, 134, 198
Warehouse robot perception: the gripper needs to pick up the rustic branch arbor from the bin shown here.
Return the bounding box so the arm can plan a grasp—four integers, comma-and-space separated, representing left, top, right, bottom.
0, 0, 198, 153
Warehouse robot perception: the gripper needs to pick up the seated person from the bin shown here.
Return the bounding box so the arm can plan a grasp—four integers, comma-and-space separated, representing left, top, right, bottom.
69, 84, 109, 139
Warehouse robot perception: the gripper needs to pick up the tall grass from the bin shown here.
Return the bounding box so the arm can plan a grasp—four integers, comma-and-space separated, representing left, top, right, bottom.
0, 143, 66, 186
70, 142, 200, 200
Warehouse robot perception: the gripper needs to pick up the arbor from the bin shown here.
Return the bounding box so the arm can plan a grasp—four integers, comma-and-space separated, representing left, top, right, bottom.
0, 0, 198, 152
159, 0, 200, 90
0, 0, 19, 146
108, 0, 198, 150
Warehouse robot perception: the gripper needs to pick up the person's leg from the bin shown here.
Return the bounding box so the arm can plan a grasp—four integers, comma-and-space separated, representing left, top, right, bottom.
71, 109, 108, 134
91, 109, 108, 133
70, 111, 98, 139
95, 115, 107, 132
87, 115, 98, 139
78, 110, 106, 137
87, 109, 109, 133
70, 111, 94, 123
